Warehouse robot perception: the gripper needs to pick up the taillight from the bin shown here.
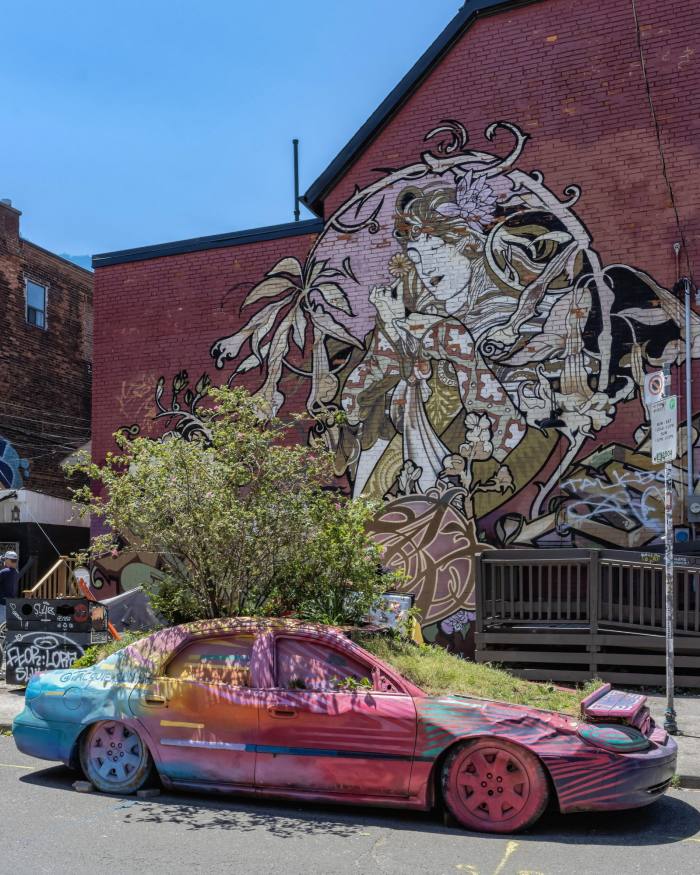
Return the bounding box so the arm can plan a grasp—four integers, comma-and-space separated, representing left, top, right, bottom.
578, 723, 650, 752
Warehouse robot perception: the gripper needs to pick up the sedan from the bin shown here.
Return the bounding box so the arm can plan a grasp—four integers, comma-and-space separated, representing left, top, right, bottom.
12, 618, 677, 833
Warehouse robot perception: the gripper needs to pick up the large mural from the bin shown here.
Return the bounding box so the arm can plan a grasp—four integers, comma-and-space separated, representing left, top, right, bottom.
133, 121, 698, 648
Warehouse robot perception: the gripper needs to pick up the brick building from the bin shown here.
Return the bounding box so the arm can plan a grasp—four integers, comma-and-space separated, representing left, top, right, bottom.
0, 199, 93, 584
92, 0, 699, 650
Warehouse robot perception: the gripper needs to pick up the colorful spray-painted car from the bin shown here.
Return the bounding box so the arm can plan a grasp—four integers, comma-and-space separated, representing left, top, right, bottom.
13, 619, 676, 833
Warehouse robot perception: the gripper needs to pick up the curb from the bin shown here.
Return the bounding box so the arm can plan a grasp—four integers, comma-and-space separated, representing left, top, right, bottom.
678, 774, 700, 790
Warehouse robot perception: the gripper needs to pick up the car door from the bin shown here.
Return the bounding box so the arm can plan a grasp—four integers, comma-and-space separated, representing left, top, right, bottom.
131, 632, 261, 787
256, 633, 417, 797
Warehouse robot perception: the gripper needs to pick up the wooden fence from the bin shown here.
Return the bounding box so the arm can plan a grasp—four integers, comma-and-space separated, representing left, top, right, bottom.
475, 549, 700, 687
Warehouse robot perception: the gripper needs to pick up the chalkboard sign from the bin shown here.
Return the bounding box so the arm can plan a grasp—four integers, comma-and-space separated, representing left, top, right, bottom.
4, 631, 106, 686
5, 598, 107, 633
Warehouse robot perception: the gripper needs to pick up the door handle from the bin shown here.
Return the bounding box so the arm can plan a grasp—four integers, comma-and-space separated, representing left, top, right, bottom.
145, 694, 167, 705
267, 707, 296, 718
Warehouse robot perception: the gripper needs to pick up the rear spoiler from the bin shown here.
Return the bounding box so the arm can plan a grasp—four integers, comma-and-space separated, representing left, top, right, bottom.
581, 683, 650, 731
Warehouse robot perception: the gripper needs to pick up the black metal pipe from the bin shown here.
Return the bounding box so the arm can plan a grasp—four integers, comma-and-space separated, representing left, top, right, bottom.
293, 139, 300, 222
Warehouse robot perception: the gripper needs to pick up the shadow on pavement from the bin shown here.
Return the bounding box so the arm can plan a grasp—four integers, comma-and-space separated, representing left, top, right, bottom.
19, 764, 700, 845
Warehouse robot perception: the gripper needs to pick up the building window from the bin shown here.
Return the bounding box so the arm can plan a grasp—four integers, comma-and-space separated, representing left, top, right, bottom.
25, 279, 47, 328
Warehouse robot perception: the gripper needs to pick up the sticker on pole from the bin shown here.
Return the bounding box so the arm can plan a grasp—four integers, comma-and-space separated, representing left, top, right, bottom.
644, 370, 667, 405
650, 395, 677, 465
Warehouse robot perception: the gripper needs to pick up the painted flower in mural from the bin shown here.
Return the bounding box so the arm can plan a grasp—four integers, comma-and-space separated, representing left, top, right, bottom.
436, 170, 499, 231
388, 253, 413, 278
440, 609, 476, 635
461, 413, 493, 461
396, 460, 423, 496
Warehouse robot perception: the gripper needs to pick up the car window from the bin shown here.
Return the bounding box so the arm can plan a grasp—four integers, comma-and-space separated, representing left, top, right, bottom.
166, 635, 254, 687
276, 637, 372, 691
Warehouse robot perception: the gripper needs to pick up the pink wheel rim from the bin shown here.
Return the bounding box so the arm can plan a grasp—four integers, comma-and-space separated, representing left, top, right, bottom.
452, 746, 532, 824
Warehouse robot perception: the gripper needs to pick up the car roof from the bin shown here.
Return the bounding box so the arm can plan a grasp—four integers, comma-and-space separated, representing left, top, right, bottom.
118, 617, 354, 674
115, 617, 425, 696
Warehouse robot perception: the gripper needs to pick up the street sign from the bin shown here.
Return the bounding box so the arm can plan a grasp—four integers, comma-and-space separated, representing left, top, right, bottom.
644, 370, 667, 405
650, 395, 677, 465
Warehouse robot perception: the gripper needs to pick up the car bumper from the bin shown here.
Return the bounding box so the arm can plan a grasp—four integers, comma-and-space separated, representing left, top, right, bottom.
550, 731, 678, 814
12, 707, 82, 766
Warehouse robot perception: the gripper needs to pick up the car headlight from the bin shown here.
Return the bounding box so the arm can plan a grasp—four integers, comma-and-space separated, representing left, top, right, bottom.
578, 723, 650, 752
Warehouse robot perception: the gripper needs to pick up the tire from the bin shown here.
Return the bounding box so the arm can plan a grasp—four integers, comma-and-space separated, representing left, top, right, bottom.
441, 738, 549, 834
80, 721, 154, 794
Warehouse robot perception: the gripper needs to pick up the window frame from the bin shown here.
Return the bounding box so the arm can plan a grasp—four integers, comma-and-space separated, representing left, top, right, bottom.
163, 632, 257, 689
24, 276, 48, 330
272, 633, 407, 695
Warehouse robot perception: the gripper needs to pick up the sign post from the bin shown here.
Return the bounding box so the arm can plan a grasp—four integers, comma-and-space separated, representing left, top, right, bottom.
649, 368, 679, 735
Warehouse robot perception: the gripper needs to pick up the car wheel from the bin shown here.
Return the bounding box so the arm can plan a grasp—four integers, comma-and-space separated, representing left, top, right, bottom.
441, 737, 549, 833
80, 721, 154, 794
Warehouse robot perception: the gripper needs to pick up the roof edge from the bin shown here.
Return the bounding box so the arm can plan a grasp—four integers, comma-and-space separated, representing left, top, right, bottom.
302, 0, 540, 216
22, 237, 95, 278
92, 218, 324, 268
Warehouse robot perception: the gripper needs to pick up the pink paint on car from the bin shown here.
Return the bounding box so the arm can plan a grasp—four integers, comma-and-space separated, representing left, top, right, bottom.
13, 619, 677, 833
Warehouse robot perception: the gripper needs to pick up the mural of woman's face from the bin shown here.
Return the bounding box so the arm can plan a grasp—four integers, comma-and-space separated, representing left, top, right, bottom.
406, 233, 472, 306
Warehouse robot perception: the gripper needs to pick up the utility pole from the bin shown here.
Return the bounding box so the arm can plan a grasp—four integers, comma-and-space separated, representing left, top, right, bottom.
647, 366, 679, 734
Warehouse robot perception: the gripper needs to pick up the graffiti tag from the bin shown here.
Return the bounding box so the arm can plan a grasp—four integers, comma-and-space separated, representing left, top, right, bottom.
4, 632, 84, 685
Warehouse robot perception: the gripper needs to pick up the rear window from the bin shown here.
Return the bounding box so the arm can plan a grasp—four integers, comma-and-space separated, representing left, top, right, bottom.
166, 635, 254, 687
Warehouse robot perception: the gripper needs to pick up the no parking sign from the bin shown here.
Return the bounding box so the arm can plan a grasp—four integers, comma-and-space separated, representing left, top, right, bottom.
644, 370, 668, 405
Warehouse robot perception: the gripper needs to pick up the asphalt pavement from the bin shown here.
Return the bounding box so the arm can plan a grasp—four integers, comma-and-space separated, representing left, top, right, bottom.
0, 737, 698, 875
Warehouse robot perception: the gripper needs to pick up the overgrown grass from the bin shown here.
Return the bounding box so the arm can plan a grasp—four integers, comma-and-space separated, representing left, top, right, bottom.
360, 634, 601, 716
71, 630, 152, 668
70, 627, 600, 716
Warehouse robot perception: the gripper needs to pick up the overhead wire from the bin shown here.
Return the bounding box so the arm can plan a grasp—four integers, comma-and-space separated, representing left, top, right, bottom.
0, 398, 92, 426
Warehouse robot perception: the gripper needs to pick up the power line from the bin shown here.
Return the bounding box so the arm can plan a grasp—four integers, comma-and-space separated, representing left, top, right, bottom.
0, 398, 92, 426
0, 408, 91, 434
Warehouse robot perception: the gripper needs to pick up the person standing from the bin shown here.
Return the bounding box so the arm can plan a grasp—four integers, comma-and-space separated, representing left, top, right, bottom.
0, 550, 20, 625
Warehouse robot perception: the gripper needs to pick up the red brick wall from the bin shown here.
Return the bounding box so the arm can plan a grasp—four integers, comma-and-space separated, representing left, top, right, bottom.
92, 233, 319, 465
0, 202, 93, 499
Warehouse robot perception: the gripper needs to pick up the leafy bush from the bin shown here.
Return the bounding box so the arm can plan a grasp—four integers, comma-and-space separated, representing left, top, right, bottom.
66, 386, 395, 626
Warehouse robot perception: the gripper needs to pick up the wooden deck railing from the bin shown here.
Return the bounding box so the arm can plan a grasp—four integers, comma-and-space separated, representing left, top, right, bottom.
477, 548, 700, 637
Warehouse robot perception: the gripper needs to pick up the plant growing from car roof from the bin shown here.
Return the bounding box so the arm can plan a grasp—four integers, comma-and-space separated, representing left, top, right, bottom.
65, 386, 394, 623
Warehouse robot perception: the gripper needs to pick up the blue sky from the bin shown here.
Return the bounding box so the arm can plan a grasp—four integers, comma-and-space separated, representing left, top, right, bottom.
1, 0, 460, 261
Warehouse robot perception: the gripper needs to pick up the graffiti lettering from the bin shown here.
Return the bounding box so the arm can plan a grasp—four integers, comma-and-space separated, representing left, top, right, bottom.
32, 603, 57, 619
4, 632, 84, 684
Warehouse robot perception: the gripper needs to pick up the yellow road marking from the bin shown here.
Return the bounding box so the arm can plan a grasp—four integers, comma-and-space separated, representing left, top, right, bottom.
493, 842, 520, 875
456, 842, 522, 875
160, 720, 204, 729
0, 763, 34, 770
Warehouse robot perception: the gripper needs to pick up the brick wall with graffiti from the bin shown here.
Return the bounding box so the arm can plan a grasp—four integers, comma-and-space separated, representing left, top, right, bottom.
93, 0, 700, 652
